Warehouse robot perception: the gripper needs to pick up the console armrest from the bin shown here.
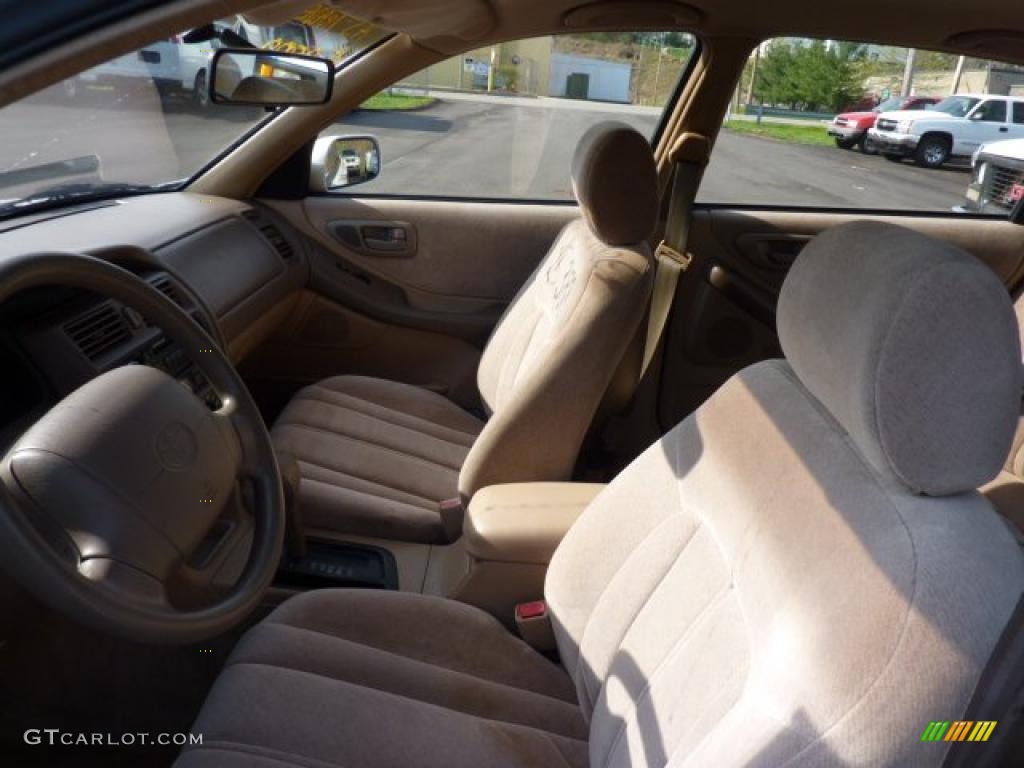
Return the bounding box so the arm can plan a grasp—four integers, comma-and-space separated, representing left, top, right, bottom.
465, 482, 607, 565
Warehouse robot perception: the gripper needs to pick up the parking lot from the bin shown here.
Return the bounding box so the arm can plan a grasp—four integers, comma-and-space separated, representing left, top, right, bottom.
336, 94, 971, 208
0, 83, 971, 212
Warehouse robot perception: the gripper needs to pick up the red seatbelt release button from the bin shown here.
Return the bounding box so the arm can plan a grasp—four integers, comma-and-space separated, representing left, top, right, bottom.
514, 600, 555, 651
515, 600, 547, 621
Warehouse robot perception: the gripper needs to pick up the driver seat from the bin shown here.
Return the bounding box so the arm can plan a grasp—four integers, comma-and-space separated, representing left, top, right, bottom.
175, 222, 1024, 767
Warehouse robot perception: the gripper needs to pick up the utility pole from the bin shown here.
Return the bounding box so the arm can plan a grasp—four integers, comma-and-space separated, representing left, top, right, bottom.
745, 45, 761, 106
636, 45, 645, 104
951, 55, 966, 94
653, 44, 663, 105
901, 48, 917, 97
487, 45, 499, 92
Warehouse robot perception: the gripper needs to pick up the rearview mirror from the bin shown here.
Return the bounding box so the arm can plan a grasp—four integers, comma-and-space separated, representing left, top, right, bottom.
210, 49, 334, 106
310, 135, 381, 191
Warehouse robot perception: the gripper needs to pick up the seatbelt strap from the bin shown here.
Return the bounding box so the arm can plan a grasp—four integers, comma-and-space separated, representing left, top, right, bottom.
641, 132, 711, 379
942, 508, 1024, 768
940, 592, 1024, 767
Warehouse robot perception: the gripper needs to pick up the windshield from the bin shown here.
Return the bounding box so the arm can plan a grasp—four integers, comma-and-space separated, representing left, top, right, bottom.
930, 95, 982, 117
0, 3, 385, 215
873, 96, 904, 113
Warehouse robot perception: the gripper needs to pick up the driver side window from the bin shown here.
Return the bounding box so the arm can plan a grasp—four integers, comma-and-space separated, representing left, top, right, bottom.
973, 99, 1007, 123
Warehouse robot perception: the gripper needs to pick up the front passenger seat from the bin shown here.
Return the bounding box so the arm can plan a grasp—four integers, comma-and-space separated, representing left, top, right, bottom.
272, 122, 658, 544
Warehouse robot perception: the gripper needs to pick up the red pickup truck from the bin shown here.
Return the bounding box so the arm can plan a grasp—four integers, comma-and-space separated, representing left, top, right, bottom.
828, 95, 940, 152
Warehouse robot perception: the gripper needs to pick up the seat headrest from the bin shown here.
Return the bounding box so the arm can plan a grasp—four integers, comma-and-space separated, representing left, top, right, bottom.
778, 221, 1022, 495
571, 122, 658, 246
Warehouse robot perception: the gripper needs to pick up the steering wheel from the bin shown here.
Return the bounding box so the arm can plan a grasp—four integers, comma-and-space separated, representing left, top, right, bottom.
0, 252, 284, 643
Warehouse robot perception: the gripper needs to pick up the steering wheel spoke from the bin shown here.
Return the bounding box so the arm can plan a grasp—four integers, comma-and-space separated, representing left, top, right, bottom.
79, 557, 172, 609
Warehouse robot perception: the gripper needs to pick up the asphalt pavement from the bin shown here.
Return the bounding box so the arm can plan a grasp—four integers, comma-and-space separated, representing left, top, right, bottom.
701, 129, 970, 210
337, 97, 970, 209
334, 97, 661, 199
0, 83, 971, 212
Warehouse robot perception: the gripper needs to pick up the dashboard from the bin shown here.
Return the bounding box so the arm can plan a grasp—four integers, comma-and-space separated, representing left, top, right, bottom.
0, 193, 309, 449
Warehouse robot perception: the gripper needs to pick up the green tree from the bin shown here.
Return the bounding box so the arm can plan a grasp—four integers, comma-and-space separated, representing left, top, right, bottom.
756, 40, 798, 106
752, 39, 866, 112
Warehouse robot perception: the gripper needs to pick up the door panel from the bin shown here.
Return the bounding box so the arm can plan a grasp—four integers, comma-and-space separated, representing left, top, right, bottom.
271, 197, 578, 312
244, 197, 577, 418
658, 208, 1024, 430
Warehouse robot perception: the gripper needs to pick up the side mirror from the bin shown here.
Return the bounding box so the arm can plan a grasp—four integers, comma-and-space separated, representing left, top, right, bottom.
310, 135, 381, 191
210, 49, 333, 106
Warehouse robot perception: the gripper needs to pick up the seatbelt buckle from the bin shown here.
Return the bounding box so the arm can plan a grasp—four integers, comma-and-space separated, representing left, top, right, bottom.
439, 497, 463, 515
654, 241, 692, 270
437, 497, 465, 541
514, 600, 557, 651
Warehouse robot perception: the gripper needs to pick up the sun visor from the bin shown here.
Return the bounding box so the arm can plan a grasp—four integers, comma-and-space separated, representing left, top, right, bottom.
242, 1, 324, 27
945, 30, 1024, 65
325, 0, 497, 51
562, 1, 703, 29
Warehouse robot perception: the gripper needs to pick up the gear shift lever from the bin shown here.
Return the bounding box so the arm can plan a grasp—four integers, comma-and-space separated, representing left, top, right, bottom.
276, 451, 306, 560
272, 451, 398, 590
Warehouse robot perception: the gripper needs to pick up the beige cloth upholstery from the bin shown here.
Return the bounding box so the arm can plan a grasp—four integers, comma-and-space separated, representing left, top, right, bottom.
176, 590, 588, 768
272, 123, 656, 543
467, 216, 652, 497
180, 222, 1024, 767
778, 220, 1021, 495
571, 121, 659, 246
548, 360, 1022, 767
272, 376, 483, 543
546, 223, 1024, 766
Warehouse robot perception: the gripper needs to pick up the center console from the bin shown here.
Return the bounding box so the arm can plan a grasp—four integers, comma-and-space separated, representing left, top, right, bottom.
451, 482, 606, 626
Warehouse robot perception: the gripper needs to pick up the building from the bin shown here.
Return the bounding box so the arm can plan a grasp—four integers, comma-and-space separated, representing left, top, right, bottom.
393, 36, 635, 104
396, 37, 553, 95
548, 52, 632, 102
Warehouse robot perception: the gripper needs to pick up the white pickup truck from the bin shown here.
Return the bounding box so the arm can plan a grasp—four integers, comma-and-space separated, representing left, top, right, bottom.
956, 137, 1024, 214
868, 94, 1024, 168
70, 16, 327, 108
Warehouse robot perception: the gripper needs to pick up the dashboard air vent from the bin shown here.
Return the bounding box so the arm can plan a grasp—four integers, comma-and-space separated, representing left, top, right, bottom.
242, 209, 295, 262
148, 273, 187, 307
64, 303, 132, 361
258, 222, 295, 262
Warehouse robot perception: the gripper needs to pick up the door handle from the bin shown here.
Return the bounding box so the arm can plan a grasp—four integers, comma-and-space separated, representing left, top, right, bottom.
1000, 126, 1010, 133
328, 219, 417, 257
362, 225, 408, 252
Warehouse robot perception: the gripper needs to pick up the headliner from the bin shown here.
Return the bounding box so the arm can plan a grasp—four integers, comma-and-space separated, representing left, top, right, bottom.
322, 0, 1024, 64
